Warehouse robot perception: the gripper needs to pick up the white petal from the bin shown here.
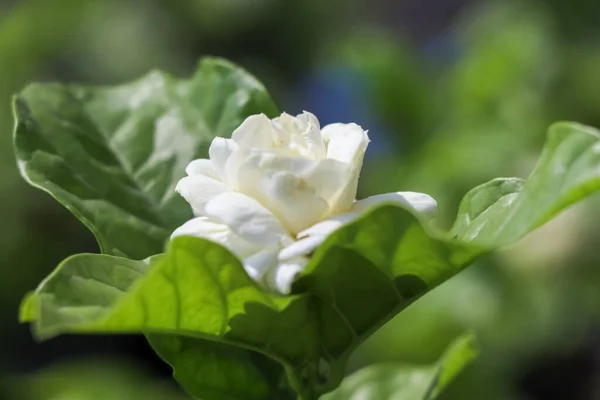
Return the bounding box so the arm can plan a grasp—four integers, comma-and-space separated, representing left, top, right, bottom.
303, 159, 351, 211
236, 153, 329, 234
209, 137, 237, 182
279, 212, 358, 261
266, 256, 308, 294
204, 192, 289, 246
270, 113, 296, 148
175, 175, 230, 215
170, 217, 258, 257
240, 151, 317, 176
278, 235, 326, 261
321, 123, 369, 165
331, 172, 360, 214
223, 148, 249, 189
254, 170, 329, 234
320, 123, 369, 213
351, 192, 438, 219
185, 159, 219, 180
297, 212, 358, 238
271, 112, 297, 136
297, 111, 320, 131
231, 114, 274, 149
171, 216, 225, 239
243, 247, 278, 281
296, 111, 326, 159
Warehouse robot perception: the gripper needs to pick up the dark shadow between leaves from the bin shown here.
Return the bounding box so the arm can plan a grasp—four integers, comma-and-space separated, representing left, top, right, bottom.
394, 274, 428, 300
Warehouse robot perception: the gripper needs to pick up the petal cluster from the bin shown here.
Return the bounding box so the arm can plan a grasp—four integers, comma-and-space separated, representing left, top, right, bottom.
172, 112, 437, 294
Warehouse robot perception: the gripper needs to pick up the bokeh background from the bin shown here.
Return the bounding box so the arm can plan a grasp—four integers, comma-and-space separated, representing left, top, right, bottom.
2, 0, 600, 398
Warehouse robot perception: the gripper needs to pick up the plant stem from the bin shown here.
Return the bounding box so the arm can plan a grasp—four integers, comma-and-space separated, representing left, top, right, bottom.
284, 364, 319, 400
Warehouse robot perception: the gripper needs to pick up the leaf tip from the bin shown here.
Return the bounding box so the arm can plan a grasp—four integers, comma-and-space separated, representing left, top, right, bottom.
197, 56, 238, 71
19, 291, 38, 323
547, 121, 600, 141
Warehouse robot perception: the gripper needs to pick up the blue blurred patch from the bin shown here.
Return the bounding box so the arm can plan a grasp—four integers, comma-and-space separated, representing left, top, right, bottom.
289, 66, 394, 158
421, 36, 462, 65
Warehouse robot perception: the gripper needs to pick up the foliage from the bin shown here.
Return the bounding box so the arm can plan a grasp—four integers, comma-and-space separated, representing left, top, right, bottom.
14, 55, 600, 398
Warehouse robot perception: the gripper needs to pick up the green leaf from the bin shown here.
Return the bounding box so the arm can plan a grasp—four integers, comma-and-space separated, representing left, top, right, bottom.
22, 122, 600, 398
18, 57, 600, 400
452, 122, 600, 245
18, 207, 475, 398
147, 336, 289, 400
288, 205, 476, 394
15, 58, 284, 400
19, 291, 37, 323
321, 334, 477, 400
22, 237, 303, 399
13, 57, 278, 259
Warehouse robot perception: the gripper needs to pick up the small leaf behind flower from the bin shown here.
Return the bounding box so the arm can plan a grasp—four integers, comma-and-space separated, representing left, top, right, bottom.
13, 57, 278, 259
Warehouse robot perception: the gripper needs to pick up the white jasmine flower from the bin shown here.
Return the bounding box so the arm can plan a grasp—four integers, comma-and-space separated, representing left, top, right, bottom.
172, 112, 437, 294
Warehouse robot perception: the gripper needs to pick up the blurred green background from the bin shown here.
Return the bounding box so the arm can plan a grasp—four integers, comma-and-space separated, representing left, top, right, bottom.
2, 0, 600, 398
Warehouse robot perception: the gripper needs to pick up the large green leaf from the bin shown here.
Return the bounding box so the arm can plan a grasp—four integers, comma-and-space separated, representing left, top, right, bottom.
21, 224, 476, 400
322, 334, 477, 400
13, 57, 278, 259
22, 237, 310, 399
21, 206, 475, 397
